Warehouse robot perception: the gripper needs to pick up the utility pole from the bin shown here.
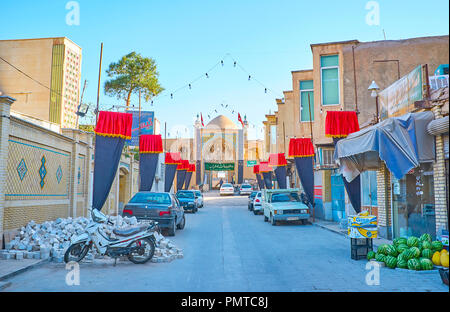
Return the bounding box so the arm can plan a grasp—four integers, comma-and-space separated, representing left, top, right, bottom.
96, 43, 103, 123
307, 92, 315, 223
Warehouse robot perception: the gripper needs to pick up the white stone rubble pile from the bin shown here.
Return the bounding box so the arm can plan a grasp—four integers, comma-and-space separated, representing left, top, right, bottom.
0, 215, 183, 264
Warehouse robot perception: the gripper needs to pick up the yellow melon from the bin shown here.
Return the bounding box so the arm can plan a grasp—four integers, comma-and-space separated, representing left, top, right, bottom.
441, 252, 449, 268
432, 251, 441, 266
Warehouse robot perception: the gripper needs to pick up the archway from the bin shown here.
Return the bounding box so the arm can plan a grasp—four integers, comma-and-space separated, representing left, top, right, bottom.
118, 166, 130, 215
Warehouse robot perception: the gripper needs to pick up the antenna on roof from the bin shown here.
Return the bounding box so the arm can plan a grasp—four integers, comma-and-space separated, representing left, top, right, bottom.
383, 29, 386, 40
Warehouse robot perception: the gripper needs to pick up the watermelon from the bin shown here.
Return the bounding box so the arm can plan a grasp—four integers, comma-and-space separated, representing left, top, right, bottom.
375, 253, 386, 263
409, 247, 421, 258
422, 248, 433, 259
407, 236, 419, 248
377, 244, 389, 255
397, 244, 409, 253
386, 255, 397, 269
431, 241, 444, 252
420, 258, 434, 270
386, 245, 398, 257
367, 251, 376, 261
394, 237, 407, 247
419, 233, 432, 243
397, 253, 405, 262
397, 258, 408, 269
407, 258, 421, 271
421, 241, 432, 250
402, 249, 414, 260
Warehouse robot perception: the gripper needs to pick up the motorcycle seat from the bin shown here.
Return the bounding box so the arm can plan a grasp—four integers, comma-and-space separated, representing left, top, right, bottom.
113, 224, 148, 237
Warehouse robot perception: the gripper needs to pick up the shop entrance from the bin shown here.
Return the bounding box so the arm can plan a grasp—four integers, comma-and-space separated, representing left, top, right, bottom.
391, 163, 436, 239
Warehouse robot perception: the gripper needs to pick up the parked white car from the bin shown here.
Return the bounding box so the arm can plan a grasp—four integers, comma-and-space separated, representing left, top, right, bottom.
220, 183, 234, 196
262, 188, 310, 225
252, 191, 262, 215
194, 190, 204, 208
239, 183, 253, 195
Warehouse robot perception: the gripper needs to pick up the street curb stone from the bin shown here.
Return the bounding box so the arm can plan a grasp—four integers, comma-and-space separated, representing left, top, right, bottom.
0, 259, 50, 282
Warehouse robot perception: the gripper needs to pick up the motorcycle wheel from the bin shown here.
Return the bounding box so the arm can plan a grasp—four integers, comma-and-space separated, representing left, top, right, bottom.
127, 237, 155, 264
64, 242, 90, 263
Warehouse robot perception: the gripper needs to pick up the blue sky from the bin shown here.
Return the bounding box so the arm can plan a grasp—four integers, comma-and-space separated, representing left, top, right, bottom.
1, 0, 448, 139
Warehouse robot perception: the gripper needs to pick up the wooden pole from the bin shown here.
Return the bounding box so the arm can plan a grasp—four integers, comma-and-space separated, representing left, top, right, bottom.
95, 43, 103, 123
139, 89, 141, 138
307, 92, 315, 223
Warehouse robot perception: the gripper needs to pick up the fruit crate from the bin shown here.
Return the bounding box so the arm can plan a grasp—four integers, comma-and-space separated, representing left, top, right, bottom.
350, 238, 373, 260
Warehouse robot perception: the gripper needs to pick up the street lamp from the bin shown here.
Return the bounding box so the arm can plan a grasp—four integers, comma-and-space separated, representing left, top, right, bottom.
368, 80, 380, 123
76, 102, 90, 117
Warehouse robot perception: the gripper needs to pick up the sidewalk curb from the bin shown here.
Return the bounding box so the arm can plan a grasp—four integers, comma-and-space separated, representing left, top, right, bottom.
0, 258, 50, 282
312, 222, 347, 238
312, 222, 392, 247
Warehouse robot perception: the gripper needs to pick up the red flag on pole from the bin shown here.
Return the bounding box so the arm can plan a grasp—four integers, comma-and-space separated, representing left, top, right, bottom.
201, 113, 204, 127
238, 113, 244, 127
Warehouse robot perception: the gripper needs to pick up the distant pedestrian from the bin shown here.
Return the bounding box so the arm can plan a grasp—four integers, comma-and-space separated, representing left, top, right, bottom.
219, 179, 224, 187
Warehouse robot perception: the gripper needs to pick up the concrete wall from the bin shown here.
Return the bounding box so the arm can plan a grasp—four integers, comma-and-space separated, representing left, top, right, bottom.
342, 35, 449, 126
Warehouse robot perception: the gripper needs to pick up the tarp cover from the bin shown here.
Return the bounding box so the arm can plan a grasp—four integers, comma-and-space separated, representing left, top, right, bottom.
335, 111, 435, 182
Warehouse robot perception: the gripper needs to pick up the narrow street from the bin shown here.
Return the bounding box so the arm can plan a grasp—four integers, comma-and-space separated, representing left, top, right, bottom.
3, 192, 447, 292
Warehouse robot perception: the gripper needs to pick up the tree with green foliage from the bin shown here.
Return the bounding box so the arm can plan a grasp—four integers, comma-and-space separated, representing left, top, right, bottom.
104, 52, 164, 107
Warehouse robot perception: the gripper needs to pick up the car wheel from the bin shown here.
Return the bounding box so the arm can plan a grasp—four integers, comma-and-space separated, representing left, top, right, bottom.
177, 215, 186, 230
270, 214, 277, 226
253, 210, 258, 215
167, 219, 176, 236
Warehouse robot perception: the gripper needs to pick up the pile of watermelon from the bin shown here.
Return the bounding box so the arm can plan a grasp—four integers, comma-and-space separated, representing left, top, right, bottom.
367, 233, 444, 271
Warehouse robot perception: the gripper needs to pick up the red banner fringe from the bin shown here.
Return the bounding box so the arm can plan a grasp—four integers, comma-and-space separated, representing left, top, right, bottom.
325, 111, 360, 138
165, 152, 182, 165
288, 138, 315, 157
139, 134, 163, 153
94, 111, 133, 139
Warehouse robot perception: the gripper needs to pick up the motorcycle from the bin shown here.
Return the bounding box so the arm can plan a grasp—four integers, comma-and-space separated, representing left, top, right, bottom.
64, 209, 158, 264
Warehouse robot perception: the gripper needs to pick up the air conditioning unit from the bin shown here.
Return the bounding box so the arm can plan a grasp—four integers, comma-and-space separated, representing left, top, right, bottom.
315, 147, 337, 169
429, 75, 449, 90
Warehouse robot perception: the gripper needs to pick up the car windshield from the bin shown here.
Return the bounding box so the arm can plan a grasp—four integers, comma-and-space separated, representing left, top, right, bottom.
129, 192, 171, 204
241, 184, 251, 188
222, 183, 232, 188
249, 191, 258, 198
194, 191, 202, 197
271, 192, 300, 203
177, 192, 195, 199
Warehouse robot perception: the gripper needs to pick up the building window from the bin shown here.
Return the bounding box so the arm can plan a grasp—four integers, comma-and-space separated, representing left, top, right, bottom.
320, 55, 340, 105
391, 163, 435, 239
300, 80, 314, 122
361, 171, 378, 213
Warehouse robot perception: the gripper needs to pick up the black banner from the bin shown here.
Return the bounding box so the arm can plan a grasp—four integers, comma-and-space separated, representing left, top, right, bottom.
92, 135, 125, 210
256, 174, 265, 190
333, 137, 361, 213
139, 153, 159, 191
164, 164, 177, 192
177, 170, 187, 191
274, 166, 287, 189
294, 157, 315, 206
262, 172, 273, 189
237, 160, 243, 184
184, 171, 193, 190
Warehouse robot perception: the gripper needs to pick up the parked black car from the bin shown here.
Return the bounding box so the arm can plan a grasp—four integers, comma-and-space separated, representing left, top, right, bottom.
122, 192, 185, 236
248, 191, 258, 211
176, 190, 198, 213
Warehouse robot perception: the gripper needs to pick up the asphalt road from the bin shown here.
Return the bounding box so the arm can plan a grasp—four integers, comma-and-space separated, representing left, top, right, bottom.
3, 191, 448, 292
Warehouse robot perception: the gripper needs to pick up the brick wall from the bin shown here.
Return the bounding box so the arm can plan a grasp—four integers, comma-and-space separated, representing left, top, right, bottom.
377, 163, 392, 238
431, 105, 448, 233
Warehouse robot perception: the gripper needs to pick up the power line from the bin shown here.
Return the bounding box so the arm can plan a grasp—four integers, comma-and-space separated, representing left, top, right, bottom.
0, 55, 64, 98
